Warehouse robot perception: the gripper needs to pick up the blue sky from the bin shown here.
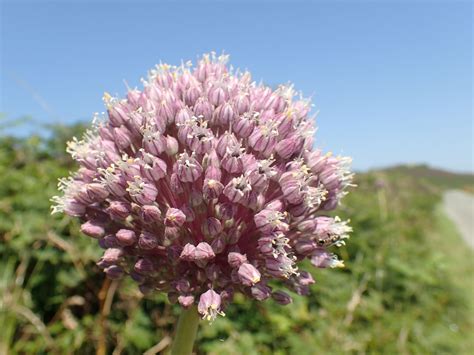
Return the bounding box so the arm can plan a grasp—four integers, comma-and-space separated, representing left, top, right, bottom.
1, 1, 472, 172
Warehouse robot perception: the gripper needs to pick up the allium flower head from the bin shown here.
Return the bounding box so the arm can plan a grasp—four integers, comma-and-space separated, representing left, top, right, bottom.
52, 53, 353, 322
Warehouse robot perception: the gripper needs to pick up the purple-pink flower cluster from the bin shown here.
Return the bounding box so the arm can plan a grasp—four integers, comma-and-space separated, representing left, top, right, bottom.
52, 53, 353, 321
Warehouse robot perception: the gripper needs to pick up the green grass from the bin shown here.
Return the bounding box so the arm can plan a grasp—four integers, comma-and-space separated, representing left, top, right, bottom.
430, 206, 474, 353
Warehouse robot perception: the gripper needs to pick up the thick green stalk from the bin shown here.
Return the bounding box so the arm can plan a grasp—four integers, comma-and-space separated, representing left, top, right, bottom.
170, 306, 200, 355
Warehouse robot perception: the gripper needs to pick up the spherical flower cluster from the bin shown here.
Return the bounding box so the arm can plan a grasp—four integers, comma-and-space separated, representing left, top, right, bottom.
52, 53, 353, 321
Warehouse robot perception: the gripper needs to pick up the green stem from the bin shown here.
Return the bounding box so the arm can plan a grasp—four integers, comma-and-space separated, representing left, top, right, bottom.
170, 306, 200, 355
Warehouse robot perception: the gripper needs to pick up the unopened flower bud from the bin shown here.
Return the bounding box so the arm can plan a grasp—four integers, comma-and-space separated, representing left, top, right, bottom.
204, 165, 222, 181
208, 85, 228, 106
165, 135, 179, 156
193, 97, 213, 120
216, 133, 238, 157
211, 236, 227, 254
205, 263, 221, 281
107, 201, 130, 220
178, 295, 195, 308
272, 290, 293, 305
81, 220, 105, 239
275, 137, 300, 159
214, 102, 234, 125
134, 258, 155, 274
174, 279, 191, 293
201, 217, 223, 237
233, 115, 255, 138
251, 283, 272, 301
298, 271, 315, 286
140, 157, 167, 182
297, 219, 316, 233
141, 205, 162, 224
165, 208, 186, 227
86, 183, 109, 202
62, 199, 86, 217
178, 244, 195, 263
170, 173, 184, 194
116, 229, 137, 246
226, 227, 242, 244
193, 242, 215, 262
138, 232, 158, 250
228, 252, 247, 268
234, 94, 250, 114
215, 202, 235, 220
113, 126, 133, 150
107, 103, 128, 127
163, 227, 180, 245
238, 263, 261, 286
294, 240, 317, 255
100, 248, 123, 266
100, 234, 120, 249
184, 87, 201, 106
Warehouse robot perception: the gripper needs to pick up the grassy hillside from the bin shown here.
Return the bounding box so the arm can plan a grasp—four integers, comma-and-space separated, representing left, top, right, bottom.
380, 164, 474, 191
0, 127, 472, 354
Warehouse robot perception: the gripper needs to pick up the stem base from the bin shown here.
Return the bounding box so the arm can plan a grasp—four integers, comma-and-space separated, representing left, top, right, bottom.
170, 306, 200, 355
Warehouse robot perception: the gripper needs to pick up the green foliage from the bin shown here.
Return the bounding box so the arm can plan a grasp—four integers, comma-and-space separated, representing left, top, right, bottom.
0, 126, 472, 354
380, 164, 474, 192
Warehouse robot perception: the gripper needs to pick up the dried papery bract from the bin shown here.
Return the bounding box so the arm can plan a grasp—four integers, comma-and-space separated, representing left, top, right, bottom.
52, 53, 353, 327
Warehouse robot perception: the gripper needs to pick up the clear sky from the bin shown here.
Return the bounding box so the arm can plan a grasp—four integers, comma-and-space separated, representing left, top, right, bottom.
1, 0, 472, 172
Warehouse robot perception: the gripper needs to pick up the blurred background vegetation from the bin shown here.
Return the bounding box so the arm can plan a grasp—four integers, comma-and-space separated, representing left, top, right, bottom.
0, 118, 473, 354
